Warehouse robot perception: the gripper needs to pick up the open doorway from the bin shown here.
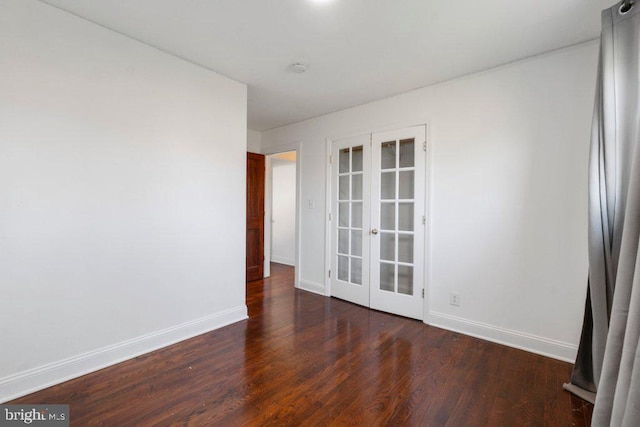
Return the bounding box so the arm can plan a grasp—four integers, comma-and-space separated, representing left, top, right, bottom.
264, 150, 298, 283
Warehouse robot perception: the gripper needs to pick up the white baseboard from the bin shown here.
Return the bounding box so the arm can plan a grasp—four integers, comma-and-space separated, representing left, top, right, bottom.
426, 311, 577, 363
297, 279, 326, 296
270, 256, 295, 266
0, 306, 248, 403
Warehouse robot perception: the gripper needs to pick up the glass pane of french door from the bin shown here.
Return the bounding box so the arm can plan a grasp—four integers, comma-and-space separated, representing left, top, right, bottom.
379, 138, 414, 294
337, 146, 364, 284
378, 138, 415, 293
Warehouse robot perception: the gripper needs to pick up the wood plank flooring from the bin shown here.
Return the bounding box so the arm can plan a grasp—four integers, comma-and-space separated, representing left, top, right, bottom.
11, 263, 593, 426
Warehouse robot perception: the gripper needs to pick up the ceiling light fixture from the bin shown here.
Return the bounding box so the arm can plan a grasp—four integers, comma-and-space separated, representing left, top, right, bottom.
289, 63, 308, 73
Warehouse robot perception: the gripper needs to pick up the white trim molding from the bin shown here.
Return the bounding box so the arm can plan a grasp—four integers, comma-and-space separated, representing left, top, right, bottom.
0, 306, 248, 403
263, 154, 273, 278
324, 137, 333, 297
427, 311, 578, 363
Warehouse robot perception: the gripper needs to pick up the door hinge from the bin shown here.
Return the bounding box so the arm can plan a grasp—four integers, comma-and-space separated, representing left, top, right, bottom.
328, 270, 331, 278
422, 289, 425, 298
329, 154, 333, 164
423, 141, 427, 152
329, 212, 333, 221
422, 215, 426, 225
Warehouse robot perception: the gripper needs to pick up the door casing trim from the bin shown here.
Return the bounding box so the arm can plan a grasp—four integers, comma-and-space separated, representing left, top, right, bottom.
262, 142, 302, 289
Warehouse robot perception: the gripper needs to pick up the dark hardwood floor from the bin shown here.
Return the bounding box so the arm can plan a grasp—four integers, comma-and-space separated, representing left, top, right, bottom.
11, 263, 593, 426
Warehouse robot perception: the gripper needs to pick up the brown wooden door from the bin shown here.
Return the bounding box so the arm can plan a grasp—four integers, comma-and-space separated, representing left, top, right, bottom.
246, 152, 265, 281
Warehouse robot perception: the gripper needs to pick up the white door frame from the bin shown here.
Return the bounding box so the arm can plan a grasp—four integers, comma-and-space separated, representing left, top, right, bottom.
262, 142, 302, 289
324, 124, 432, 322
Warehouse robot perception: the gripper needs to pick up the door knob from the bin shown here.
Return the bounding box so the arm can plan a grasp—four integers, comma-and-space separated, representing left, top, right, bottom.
371, 228, 378, 235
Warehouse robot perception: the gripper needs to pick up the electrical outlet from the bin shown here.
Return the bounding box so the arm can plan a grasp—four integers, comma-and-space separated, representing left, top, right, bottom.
308, 199, 315, 209
450, 292, 460, 306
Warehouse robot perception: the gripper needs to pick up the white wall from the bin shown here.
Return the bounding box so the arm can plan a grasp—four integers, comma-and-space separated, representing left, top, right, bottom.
261, 41, 599, 361
271, 158, 296, 266
247, 129, 262, 153
0, 0, 247, 401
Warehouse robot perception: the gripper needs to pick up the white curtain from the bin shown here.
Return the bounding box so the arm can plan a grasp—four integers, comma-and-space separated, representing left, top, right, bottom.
564, 1, 640, 426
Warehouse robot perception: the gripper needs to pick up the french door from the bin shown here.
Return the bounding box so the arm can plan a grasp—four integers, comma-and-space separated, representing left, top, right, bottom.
330, 126, 426, 319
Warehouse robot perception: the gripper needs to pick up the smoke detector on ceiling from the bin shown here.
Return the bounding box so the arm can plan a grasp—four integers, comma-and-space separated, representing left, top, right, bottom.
289, 63, 308, 73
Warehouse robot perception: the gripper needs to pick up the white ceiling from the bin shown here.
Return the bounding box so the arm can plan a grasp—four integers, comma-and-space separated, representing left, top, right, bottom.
41, 0, 613, 131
